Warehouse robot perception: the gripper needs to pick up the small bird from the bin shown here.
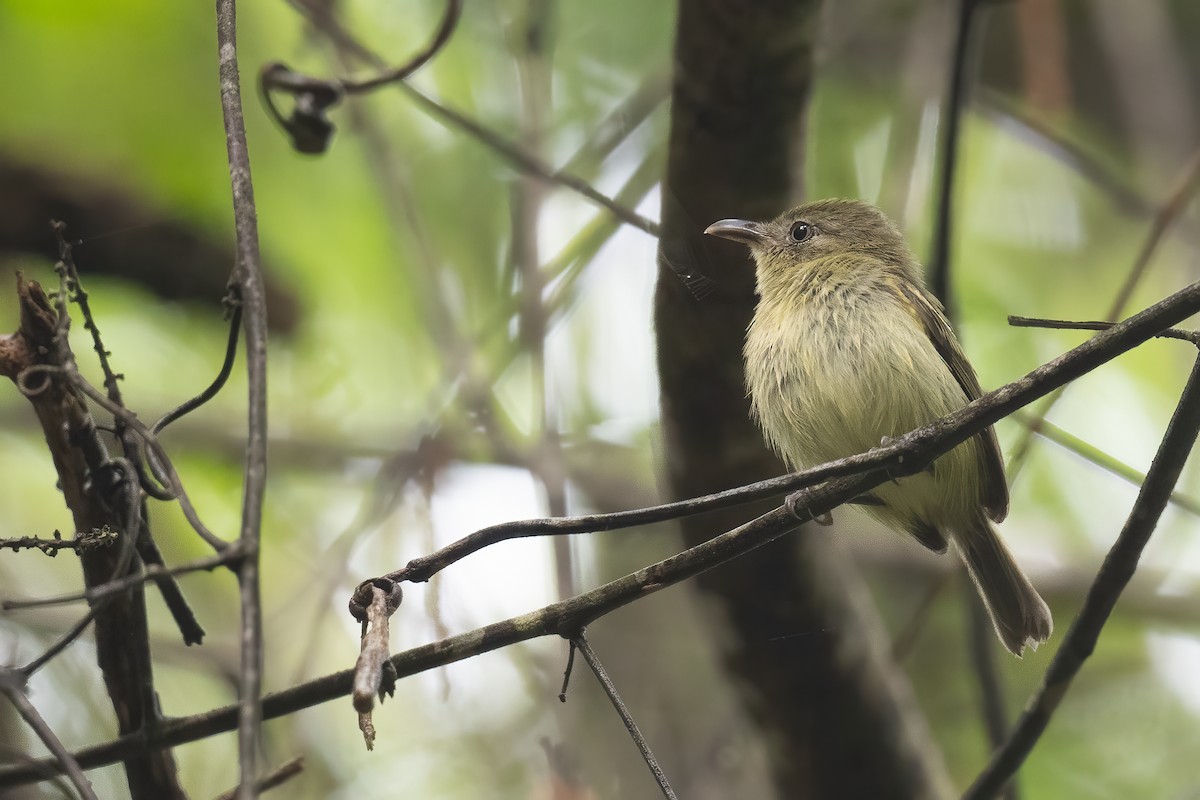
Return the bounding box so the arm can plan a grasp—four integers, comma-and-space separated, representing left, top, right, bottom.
705, 198, 1052, 656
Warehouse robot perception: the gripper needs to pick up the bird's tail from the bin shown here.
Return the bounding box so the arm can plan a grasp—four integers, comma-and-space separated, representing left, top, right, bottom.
954, 519, 1053, 656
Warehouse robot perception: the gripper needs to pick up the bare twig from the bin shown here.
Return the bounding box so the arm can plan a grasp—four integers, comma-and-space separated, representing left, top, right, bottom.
1005, 143, 1200, 479
22, 363, 228, 554
213, 757, 304, 800
282, 0, 661, 236
335, 0, 461, 93
928, 0, 983, 304
572, 631, 677, 800
260, 0, 462, 154
507, 1, 573, 598
965, 586, 1017, 800
965, 351, 1200, 799
1009, 314, 1200, 345
51, 221, 204, 643
400, 82, 661, 238
1105, 147, 1200, 321
4, 547, 240, 610
1, 276, 185, 795
0, 669, 99, 800
152, 296, 244, 435
927, 6, 1014, 776
890, 573, 953, 662
1015, 412, 1200, 517
215, 0, 270, 795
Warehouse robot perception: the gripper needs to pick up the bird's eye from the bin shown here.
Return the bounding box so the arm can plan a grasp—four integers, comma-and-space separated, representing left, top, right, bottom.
789, 221, 814, 243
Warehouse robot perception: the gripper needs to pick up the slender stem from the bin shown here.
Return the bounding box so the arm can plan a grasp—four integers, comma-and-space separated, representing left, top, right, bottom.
1, 675, 100, 800
928, 0, 980, 305
965, 586, 1017, 800
215, 0, 270, 795
1005, 142, 1200, 480
573, 632, 678, 800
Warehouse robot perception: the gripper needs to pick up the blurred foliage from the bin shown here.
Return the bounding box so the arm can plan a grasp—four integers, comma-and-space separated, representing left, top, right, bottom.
0, 0, 1199, 798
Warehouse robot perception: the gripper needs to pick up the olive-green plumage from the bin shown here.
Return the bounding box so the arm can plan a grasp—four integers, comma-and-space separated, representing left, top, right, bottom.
707, 198, 1052, 656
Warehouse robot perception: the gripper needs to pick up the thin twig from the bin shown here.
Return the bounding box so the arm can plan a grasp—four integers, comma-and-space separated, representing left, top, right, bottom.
399, 82, 660, 238
0, 669, 99, 800
572, 631, 678, 800
3, 547, 240, 610
976, 87, 1149, 220
213, 757, 304, 800
1005, 143, 1200, 479
890, 573, 953, 662
21, 364, 228, 553
152, 298, 244, 434
1105, 147, 1200, 321
928, 0, 981, 304
338, 0, 461, 93
215, 0, 270, 795
964, 350, 1200, 799
507, 2, 573, 598
51, 221, 204, 643
260, 0, 462, 153
927, 6, 1014, 774
51, 222, 123, 403
1009, 315, 1200, 345
1015, 412, 1200, 517
0, 528, 117, 555
965, 586, 1017, 800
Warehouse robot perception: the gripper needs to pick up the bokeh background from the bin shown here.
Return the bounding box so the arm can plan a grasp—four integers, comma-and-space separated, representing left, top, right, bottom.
1, 0, 1199, 797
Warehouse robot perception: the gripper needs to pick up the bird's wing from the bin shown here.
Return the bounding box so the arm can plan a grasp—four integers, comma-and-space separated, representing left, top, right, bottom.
888, 278, 1010, 522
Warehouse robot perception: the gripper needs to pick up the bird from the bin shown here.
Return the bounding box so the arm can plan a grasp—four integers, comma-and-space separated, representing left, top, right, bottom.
705, 198, 1052, 656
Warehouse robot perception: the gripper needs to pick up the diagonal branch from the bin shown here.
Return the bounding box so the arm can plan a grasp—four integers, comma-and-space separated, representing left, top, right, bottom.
964, 349, 1200, 800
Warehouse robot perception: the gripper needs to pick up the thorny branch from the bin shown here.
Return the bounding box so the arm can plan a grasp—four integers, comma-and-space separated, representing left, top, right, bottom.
50, 221, 205, 643
0, 528, 117, 555
1, 276, 185, 795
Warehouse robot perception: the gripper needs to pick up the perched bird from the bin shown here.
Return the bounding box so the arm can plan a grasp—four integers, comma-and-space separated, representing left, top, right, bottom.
705, 198, 1052, 656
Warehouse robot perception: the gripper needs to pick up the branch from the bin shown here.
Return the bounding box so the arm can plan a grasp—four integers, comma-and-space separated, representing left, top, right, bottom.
0, 276, 185, 796
1009, 314, 1200, 345
215, 1, 270, 795
386, 275, 1200, 585
0, 528, 117, 555
1005, 143, 1200, 479
964, 350, 1200, 799
6, 279, 1200, 789
928, 0, 983, 304
213, 757, 304, 800
1014, 411, 1200, 517
571, 631, 678, 800
0, 669, 99, 800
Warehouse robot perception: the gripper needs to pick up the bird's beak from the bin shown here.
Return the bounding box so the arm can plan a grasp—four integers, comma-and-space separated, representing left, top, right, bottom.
704, 218, 766, 246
